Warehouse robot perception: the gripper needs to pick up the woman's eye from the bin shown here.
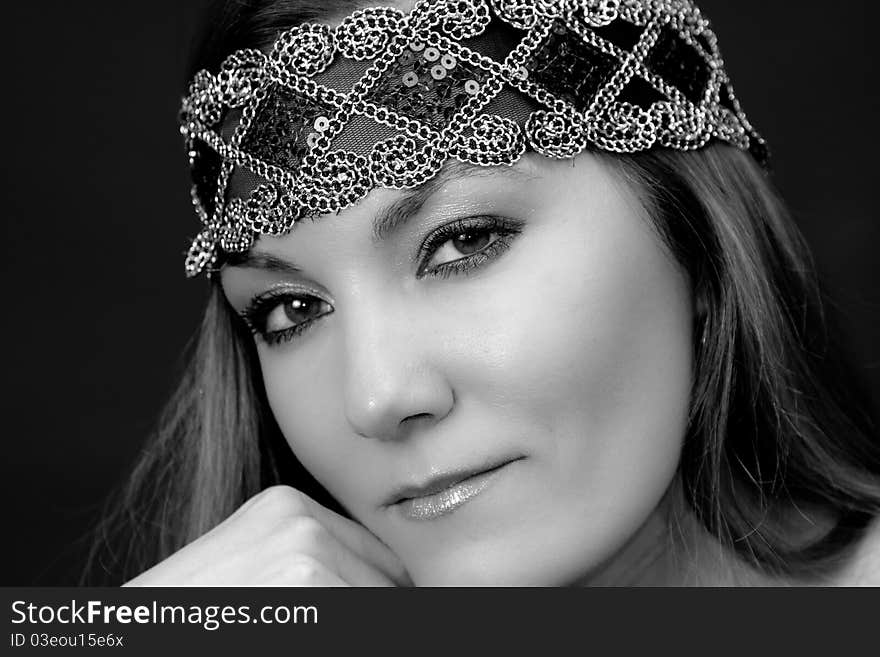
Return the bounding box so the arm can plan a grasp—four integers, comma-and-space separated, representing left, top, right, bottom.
244, 293, 333, 346
419, 217, 523, 278
265, 297, 326, 333
429, 230, 496, 265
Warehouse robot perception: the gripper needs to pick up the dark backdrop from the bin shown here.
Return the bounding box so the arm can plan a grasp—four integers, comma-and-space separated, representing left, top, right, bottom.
1, 2, 877, 585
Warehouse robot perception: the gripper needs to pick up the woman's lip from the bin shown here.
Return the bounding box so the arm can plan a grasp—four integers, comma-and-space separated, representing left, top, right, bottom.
384, 457, 522, 506
386, 457, 522, 520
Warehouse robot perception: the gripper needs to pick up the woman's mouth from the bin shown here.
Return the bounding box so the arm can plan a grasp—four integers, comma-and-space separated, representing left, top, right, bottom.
386, 457, 523, 521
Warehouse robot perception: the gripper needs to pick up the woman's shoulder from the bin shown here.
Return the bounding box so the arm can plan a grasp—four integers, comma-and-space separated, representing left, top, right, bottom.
831, 516, 880, 586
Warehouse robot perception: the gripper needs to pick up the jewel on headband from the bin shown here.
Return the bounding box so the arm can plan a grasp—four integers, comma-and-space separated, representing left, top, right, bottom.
179, 0, 767, 277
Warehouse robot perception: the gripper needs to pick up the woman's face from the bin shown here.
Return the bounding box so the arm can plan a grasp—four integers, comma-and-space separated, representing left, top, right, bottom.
221, 152, 695, 585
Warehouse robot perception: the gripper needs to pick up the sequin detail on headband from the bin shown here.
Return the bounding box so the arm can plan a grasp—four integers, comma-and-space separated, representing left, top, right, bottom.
179, 0, 767, 277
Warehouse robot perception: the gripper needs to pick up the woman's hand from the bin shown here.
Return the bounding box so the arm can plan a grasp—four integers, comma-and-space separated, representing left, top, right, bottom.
122, 485, 410, 587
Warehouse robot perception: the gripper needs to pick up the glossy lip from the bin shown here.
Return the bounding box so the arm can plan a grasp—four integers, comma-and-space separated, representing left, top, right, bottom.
383, 456, 524, 512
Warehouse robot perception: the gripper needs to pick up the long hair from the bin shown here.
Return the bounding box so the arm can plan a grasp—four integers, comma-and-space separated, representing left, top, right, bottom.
82, 0, 880, 584
610, 147, 880, 579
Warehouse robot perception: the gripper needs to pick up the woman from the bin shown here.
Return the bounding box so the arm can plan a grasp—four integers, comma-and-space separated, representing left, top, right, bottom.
89, 0, 880, 586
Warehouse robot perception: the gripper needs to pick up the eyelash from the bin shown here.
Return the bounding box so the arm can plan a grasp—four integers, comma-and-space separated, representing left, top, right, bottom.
241, 290, 328, 347
416, 215, 523, 279
242, 215, 523, 346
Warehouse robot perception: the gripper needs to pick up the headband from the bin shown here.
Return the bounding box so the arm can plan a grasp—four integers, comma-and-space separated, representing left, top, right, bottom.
179, 0, 767, 277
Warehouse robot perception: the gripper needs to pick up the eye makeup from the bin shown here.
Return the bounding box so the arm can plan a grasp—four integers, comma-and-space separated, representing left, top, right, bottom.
241, 286, 334, 347
416, 215, 525, 279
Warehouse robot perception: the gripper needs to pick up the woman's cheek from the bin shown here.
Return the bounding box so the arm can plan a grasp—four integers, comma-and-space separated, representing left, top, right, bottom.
463, 197, 693, 576
485, 197, 689, 413
258, 349, 358, 487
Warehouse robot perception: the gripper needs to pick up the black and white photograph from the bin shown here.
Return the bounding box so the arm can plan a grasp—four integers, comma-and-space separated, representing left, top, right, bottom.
3, 0, 879, 597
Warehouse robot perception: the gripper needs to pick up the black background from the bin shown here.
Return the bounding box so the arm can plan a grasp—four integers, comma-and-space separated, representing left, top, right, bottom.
1, 2, 877, 585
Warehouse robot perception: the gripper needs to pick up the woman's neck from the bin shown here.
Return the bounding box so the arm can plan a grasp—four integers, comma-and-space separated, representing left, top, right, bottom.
576, 480, 880, 586
575, 483, 781, 586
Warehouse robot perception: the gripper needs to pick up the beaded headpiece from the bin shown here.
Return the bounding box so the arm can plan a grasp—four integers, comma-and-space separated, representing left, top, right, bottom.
179, 0, 767, 277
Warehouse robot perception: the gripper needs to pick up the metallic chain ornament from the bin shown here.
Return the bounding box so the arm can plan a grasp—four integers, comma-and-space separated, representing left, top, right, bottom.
179, 0, 767, 277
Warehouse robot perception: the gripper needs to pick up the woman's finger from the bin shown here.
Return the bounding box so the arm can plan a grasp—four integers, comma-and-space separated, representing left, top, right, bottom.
281, 554, 349, 587
244, 486, 411, 586
273, 515, 396, 587
296, 491, 412, 586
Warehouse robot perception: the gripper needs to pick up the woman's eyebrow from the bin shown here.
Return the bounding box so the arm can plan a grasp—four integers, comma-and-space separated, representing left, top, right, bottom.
224, 250, 301, 275
371, 161, 534, 244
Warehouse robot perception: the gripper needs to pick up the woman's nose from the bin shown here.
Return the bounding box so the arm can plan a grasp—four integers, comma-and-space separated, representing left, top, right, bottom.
341, 302, 454, 442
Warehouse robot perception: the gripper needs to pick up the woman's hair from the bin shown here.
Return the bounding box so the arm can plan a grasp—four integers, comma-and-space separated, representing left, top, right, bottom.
610, 147, 880, 578
82, 0, 880, 584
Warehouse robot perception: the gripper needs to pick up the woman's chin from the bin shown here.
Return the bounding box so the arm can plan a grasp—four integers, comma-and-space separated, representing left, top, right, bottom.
402, 543, 600, 587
